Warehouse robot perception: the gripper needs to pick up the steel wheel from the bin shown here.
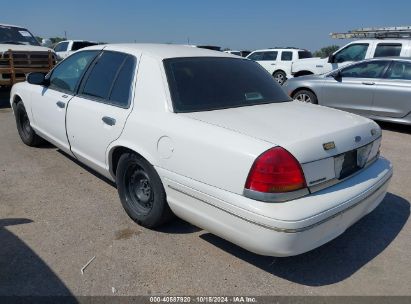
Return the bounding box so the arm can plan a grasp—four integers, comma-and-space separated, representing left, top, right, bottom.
125, 165, 154, 216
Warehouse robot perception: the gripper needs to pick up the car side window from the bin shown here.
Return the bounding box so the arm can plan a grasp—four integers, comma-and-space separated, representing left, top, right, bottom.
385, 61, 411, 80
109, 56, 136, 107
48, 50, 99, 93
340, 61, 389, 78
374, 43, 402, 57
281, 51, 293, 61
247, 52, 264, 61
80, 51, 136, 107
54, 41, 69, 52
334, 44, 369, 63
262, 51, 278, 61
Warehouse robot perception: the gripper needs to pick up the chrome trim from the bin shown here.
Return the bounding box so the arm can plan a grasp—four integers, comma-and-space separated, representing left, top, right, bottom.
167, 170, 392, 234
243, 188, 309, 203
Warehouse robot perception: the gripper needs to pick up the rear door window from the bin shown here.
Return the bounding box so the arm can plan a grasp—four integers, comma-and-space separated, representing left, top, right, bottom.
385, 61, 411, 80
80, 51, 135, 107
374, 43, 402, 57
298, 51, 312, 59
281, 51, 293, 61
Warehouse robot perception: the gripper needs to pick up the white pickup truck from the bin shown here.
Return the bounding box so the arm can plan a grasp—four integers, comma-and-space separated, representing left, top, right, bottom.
53, 40, 98, 60
291, 39, 411, 77
0, 23, 56, 87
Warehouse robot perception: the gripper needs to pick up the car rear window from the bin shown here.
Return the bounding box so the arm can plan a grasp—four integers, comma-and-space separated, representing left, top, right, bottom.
164, 57, 291, 113
298, 51, 312, 59
72, 41, 98, 51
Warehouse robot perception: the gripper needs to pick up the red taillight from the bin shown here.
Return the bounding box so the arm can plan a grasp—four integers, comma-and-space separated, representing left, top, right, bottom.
245, 147, 306, 193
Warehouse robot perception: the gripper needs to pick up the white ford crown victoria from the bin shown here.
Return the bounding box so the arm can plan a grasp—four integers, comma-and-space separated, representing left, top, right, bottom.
10, 44, 392, 257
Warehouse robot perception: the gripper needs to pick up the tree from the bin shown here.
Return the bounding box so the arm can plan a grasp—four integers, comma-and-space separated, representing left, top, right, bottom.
49, 37, 66, 44
313, 45, 340, 58
35, 36, 43, 44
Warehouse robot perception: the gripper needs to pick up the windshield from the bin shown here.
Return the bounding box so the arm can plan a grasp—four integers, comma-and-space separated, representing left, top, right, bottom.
0, 25, 40, 46
164, 57, 292, 113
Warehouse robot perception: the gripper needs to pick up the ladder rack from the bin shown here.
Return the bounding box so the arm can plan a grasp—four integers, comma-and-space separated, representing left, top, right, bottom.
331, 26, 411, 39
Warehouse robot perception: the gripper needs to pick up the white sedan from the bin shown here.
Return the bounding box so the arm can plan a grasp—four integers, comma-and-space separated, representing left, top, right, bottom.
10, 44, 392, 257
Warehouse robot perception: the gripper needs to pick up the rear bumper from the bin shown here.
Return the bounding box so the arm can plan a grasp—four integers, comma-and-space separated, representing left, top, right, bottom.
160, 157, 392, 256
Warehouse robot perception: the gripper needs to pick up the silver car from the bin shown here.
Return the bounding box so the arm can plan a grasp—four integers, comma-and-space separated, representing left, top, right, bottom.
283, 58, 411, 125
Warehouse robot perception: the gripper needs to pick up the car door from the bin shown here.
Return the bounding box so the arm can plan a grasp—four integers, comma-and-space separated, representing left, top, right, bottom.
257, 51, 278, 74
66, 50, 138, 176
372, 60, 411, 118
31, 50, 100, 154
320, 60, 389, 116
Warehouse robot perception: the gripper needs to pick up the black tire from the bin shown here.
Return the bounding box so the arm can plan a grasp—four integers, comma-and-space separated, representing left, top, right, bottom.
273, 71, 287, 85
14, 101, 44, 146
116, 153, 174, 228
293, 89, 318, 104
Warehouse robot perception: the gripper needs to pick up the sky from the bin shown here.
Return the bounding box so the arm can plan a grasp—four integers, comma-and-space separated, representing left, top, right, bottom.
2, 0, 411, 52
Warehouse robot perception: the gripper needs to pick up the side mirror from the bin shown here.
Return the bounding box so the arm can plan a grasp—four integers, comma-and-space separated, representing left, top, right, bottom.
329, 70, 341, 79
27, 72, 49, 86
328, 54, 335, 63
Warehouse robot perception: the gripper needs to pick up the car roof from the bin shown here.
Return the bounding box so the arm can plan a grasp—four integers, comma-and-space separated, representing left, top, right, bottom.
250, 48, 308, 52
0, 23, 27, 29
81, 43, 237, 59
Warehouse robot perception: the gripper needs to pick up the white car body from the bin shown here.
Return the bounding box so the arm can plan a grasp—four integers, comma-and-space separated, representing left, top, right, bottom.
53, 40, 98, 60
292, 39, 411, 77
10, 44, 392, 257
246, 48, 313, 84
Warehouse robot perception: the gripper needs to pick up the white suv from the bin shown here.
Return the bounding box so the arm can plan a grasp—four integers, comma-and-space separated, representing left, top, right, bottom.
291, 39, 411, 77
246, 48, 312, 85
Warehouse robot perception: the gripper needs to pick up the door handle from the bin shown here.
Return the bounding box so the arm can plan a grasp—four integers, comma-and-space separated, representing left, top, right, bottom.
102, 116, 116, 126
362, 81, 375, 85
271, 63, 276, 65
56, 101, 66, 108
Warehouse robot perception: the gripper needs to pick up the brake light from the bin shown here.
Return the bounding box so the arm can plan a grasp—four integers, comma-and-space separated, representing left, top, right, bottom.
245, 147, 306, 193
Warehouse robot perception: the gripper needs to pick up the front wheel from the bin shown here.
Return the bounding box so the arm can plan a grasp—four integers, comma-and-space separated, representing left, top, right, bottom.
14, 101, 44, 146
293, 90, 318, 104
273, 71, 287, 85
116, 153, 174, 228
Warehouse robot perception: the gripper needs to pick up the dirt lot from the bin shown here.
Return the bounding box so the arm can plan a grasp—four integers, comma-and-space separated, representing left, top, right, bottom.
0, 90, 410, 296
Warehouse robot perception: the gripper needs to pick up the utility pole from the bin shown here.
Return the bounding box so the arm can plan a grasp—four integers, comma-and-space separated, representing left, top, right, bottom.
64, 30, 67, 39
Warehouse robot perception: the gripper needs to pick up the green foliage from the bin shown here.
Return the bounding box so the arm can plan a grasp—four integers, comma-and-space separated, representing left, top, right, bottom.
35, 36, 43, 43
313, 45, 340, 58
49, 37, 66, 44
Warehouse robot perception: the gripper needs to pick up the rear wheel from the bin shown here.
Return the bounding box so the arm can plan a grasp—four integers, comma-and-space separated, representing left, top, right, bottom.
273, 71, 287, 85
293, 90, 318, 104
15, 101, 44, 146
116, 153, 174, 228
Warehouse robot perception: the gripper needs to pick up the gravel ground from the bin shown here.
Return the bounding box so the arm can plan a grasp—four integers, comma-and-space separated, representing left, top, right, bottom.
0, 90, 410, 296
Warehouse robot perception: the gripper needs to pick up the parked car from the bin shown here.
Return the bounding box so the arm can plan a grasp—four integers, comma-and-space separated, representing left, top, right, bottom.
246, 47, 312, 85
224, 50, 242, 56
0, 23, 56, 87
291, 39, 411, 77
284, 57, 411, 125
53, 40, 99, 60
224, 50, 252, 57
10, 44, 392, 257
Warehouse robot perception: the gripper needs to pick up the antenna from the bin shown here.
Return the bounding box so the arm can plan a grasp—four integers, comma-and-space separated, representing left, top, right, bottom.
331, 26, 411, 39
